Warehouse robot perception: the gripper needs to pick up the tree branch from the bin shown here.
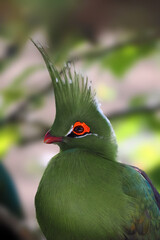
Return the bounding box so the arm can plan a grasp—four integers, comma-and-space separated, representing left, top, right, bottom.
0, 83, 52, 126
17, 102, 160, 146
1, 31, 160, 129
107, 103, 160, 120
68, 30, 160, 62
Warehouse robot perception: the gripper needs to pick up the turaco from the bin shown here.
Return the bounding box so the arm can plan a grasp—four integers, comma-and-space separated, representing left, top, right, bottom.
33, 40, 160, 240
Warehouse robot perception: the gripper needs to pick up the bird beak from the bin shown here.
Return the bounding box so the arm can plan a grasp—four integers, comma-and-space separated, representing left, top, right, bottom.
44, 130, 63, 144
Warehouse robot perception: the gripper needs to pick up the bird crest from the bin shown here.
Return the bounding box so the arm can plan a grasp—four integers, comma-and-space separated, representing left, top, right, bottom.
31, 40, 99, 120
32, 39, 117, 160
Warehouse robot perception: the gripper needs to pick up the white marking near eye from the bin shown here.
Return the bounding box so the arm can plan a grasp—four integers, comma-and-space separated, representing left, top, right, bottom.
74, 133, 99, 138
74, 133, 92, 138
65, 125, 73, 136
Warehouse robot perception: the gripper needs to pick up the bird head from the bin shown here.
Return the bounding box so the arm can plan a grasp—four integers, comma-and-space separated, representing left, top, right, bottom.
33, 41, 118, 161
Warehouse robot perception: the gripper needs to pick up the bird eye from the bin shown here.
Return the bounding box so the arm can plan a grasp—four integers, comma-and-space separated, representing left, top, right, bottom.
73, 125, 84, 134
72, 121, 90, 136
67, 121, 90, 137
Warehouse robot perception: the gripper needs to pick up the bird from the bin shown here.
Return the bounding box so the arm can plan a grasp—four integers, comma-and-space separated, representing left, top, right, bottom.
33, 40, 160, 240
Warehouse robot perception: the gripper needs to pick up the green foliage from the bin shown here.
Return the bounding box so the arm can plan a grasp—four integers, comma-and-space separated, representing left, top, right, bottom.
148, 164, 160, 192
133, 135, 160, 167
0, 65, 42, 116
2, 88, 24, 105
0, 126, 20, 158
0, 64, 45, 158
130, 95, 148, 107
112, 113, 160, 190
132, 134, 160, 191
101, 43, 156, 77
112, 115, 143, 141
146, 112, 160, 132
11, 65, 42, 87
96, 83, 116, 101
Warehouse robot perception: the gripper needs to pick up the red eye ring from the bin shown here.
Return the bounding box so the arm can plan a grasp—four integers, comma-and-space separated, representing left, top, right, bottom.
73, 122, 90, 135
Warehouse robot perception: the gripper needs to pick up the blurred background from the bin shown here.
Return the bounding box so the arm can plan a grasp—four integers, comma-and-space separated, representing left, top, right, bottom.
0, 0, 160, 239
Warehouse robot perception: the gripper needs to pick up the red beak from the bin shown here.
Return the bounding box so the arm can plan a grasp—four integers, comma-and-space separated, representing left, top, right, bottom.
44, 131, 63, 144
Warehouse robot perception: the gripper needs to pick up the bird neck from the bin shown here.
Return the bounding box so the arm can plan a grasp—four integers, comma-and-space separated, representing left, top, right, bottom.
59, 137, 118, 162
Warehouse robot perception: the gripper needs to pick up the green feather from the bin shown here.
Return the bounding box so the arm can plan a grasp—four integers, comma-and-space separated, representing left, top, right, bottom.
31, 39, 96, 113
36, 149, 133, 240
32, 40, 160, 240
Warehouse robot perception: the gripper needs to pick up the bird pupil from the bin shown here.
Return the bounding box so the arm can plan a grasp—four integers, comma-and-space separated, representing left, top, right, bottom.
74, 125, 84, 133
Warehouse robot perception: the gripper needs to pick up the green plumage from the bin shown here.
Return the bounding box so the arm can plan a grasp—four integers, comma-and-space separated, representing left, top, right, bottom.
33, 40, 160, 240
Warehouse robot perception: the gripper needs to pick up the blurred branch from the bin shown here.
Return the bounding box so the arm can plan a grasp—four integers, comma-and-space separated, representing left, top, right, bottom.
68, 31, 160, 62
2, 100, 160, 128
20, 133, 46, 146
0, 84, 52, 126
1, 31, 160, 127
1, 31, 160, 144
107, 103, 160, 120
17, 102, 160, 146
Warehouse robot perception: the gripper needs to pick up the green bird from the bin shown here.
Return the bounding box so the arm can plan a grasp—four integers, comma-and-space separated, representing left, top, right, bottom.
33, 41, 160, 240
